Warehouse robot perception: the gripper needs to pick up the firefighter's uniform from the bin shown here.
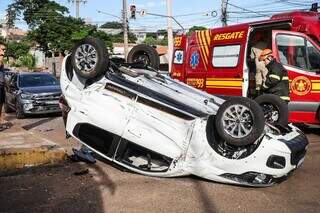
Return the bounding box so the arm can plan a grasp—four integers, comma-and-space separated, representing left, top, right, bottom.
250, 41, 269, 91
262, 59, 290, 102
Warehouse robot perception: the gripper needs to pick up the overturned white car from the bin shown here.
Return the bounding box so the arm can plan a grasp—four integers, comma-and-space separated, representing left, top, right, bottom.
60, 38, 308, 186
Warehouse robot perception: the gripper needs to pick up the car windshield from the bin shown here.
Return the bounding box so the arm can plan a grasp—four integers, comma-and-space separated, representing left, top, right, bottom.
19, 74, 59, 87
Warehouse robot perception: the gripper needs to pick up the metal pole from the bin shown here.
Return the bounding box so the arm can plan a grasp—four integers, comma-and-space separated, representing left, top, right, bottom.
167, 0, 173, 73
76, 0, 80, 18
221, 0, 228, 26
123, 0, 129, 61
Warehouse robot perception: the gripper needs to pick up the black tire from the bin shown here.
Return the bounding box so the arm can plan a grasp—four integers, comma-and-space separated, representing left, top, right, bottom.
71, 37, 109, 79
215, 97, 265, 146
127, 44, 160, 70
16, 102, 25, 119
255, 94, 288, 126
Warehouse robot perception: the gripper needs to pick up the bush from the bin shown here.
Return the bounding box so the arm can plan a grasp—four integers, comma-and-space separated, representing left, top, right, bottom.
15, 54, 36, 70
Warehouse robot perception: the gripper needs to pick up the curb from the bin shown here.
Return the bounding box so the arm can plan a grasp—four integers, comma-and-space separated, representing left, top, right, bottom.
0, 125, 67, 173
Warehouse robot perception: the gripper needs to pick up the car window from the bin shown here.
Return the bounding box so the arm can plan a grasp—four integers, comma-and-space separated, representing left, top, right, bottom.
212, 45, 240, 67
276, 34, 320, 73
306, 41, 320, 73
19, 74, 59, 87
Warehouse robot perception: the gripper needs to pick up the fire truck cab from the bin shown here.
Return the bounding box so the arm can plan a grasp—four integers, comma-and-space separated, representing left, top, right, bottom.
171, 9, 320, 124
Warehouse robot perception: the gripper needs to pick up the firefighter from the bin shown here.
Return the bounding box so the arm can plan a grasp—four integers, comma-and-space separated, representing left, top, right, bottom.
250, 34, 269, 94
259, 48, 290, 102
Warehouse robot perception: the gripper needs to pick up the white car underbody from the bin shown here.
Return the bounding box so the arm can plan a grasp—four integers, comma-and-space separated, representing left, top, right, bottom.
60, 55, 308, 186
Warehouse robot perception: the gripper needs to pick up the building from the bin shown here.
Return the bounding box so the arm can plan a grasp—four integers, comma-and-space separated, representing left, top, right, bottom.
0, 27, 27, 41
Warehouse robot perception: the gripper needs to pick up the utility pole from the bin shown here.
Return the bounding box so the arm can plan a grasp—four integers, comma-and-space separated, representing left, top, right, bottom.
221, 0, 228, 26
70, 0, 87, 18
122, 0, 129, 61
167, 0, 173, 73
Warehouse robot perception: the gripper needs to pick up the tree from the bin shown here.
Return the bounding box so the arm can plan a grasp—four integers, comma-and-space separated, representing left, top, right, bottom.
6, 0, 113, 54
100, 21, 123, 29
143, 36, 157, 45
6, 0, 68, 29
187, 26, 207, 35
6, 40, 31, 59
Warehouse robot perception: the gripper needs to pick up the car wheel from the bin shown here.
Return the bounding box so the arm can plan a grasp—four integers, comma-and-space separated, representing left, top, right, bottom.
215, 97, 265, 146
16, 102, 25, 119
4, 100, 13, 113
127, 44, 160, 70
255, 94, 288, 126
71, 37, 109, 79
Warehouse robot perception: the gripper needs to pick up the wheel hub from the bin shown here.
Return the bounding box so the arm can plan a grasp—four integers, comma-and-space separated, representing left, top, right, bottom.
74, 44, 98, 73
222, 104, 254, 138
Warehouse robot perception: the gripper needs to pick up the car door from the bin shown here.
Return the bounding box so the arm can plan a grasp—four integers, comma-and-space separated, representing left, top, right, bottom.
272, 30, 320, 123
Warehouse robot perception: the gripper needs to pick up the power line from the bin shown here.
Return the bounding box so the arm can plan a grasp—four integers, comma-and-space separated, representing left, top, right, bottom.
227, 2, 270, 17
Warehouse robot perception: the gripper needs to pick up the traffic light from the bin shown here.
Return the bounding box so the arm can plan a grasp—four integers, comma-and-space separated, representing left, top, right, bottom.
130, 4, 136, 19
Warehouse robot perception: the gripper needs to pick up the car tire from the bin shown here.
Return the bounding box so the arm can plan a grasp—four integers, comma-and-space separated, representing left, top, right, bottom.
255, 94, 288, 126
4, 101, 13, 113
127, 44, 160, 70
215, 97, 265, 146
71, 37, 109, 79
16, 102, 25, 119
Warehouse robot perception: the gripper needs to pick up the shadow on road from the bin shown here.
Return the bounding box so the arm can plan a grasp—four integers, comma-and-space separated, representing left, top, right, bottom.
0, 161, 108, 213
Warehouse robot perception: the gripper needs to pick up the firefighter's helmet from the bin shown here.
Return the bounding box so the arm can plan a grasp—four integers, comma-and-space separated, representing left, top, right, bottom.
259, 48, 273, 61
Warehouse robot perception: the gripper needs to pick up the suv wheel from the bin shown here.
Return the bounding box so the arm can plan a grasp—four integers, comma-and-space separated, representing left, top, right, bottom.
215, 97, 265, 146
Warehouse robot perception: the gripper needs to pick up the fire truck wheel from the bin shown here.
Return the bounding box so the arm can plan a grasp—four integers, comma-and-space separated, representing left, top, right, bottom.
127, 44, 160, 70
255, 94, 288, 126
215, 97, 265, 146
71, 37, 109, 79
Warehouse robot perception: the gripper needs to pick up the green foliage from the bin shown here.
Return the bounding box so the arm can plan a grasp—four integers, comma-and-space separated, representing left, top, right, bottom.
143, 36, 168, 46
100, 21, 123, 29
100, 21, 137, 43
5, 40, 31, 59
187, 26, 207, 35
6, 0, 113, 54
6, 0, 68, 29
91, 31, 113, 51
143, 36, 157, 45
15, 53, 36, 70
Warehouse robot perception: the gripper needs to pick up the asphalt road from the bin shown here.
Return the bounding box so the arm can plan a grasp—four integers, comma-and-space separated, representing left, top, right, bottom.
1, 113, 320, 213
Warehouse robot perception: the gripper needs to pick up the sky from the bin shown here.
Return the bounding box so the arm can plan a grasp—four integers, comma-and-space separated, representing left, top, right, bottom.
0, 0, 318, 31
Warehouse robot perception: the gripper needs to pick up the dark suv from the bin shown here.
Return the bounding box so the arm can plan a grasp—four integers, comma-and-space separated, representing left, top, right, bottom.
4, 72, 61, 119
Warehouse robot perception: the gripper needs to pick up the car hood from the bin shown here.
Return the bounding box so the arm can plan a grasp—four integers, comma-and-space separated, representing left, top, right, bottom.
21, 85, 61, 95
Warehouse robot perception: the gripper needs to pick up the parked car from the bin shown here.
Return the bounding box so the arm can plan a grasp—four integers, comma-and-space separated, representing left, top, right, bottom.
60, 38, 308, 186
4, 71, 61, 119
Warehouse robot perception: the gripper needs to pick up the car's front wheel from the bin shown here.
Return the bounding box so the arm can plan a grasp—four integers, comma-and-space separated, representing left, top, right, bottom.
215, 97, 265, 146
16, 102, 25, 119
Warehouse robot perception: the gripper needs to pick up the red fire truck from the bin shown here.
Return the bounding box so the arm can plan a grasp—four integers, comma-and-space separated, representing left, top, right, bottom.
171, 6, 320, 124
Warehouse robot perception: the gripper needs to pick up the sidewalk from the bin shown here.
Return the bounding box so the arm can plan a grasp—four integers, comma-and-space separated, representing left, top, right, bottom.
0, 123, 67, 173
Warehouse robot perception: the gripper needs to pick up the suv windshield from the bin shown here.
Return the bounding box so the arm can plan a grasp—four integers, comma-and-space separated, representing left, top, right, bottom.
19, 74, 59, 88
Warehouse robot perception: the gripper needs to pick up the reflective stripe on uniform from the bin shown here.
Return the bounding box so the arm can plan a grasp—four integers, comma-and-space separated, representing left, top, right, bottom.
280, 96, 290, 101
282, 76, 289, 80
269, 74, 281, 80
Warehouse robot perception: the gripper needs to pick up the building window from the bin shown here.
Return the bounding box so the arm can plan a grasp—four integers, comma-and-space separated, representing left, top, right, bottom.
212, 45, 240, 67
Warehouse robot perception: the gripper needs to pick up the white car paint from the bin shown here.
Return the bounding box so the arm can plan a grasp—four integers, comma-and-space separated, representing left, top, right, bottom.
60, 55, 308, 186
